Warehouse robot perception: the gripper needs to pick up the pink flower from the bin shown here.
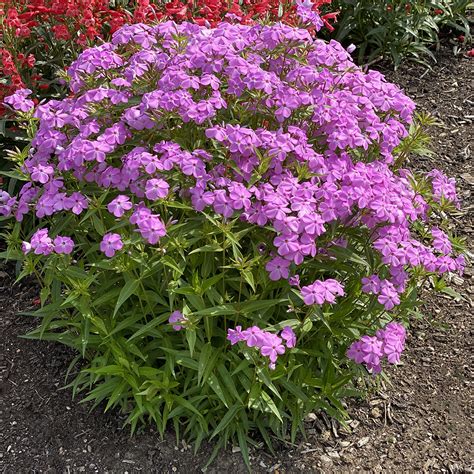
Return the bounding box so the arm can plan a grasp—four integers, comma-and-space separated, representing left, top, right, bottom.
347, 322, 406, 373
377, 280, 400, 310
30, 228, 54, 255
31, 164, 54, 184
227, 326, 243, 345
65, 192, 88, 215
301, 279, 344, 305
241, 326, 264, 348
107, 195, 133, 217
260, 333, 286, 363
289, 275, 301, 287
301, 281, 326, 305
53, 236, 74, 255
361, 275, 381, 294
145, 178, 169, 201
100, 233, 123, 257
347, 341, 365, 364
22, 241, 32, 254
169, 310, 187, 331
281, 326, 296, 348
265, 256, 291, 281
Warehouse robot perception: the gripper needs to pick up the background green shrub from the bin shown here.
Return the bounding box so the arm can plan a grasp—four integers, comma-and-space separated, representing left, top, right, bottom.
325, 0, 473, 66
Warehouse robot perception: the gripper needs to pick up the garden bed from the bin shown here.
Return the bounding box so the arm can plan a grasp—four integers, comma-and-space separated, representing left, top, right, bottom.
1, 43, 473, 473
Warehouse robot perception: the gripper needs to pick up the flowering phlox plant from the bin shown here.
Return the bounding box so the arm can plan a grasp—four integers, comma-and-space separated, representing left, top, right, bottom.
1, 20, 464, 464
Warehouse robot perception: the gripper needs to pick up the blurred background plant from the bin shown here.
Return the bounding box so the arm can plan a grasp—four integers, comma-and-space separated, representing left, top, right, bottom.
322, 0, 473, 67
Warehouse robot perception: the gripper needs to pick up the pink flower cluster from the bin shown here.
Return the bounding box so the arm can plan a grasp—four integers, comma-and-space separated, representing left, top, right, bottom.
361, 275, 401, 310
130, 205, 167, 244
3, 87, 35, 112
22, 228, 74, 255
347, 322, 406, 373
227, 325, 296, 369
300, 278, 345, 305
0, 190, 17, 217
427, 170, 459, 207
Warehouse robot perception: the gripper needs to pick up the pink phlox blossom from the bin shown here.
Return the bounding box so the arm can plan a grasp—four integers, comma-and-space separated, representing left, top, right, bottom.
100, 232, 123, 257
168, 310, 187, 331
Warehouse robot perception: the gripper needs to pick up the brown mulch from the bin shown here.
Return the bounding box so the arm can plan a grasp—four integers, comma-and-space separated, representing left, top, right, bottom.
1, 44, 473, 473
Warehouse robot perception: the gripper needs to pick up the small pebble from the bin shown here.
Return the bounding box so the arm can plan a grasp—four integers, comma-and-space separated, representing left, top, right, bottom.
357, 436, 370, 448
371, 407, 382, 418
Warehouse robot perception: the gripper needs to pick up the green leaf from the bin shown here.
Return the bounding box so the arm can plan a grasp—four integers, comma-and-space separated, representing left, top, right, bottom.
0, 169, 28, 181
192, 298, 286, 318
255, 418, 275, 454
256, 366, 282, 400
127, 312, 169, 341
239, 298, 287, 314
210, 403, 241, 439
200, 274, 223, 293
189, 243, 223, 254
198, 343, 216, 386
261, 390, 283, 422
237, 426, 251, 472
208, 374, 230, 408
91, 214, 106, 235
247, 383, 261, 409
193, 304, 237, 317
441, 286, 463, 301
107, 312, 144, 338
170, 395, 205, 420
186, 329, 197, 357
329, 245, 370, 269
217, 365, 243, 404
160, 255, 184, 277
241, 270, 256, 292
113, 279, 140, 317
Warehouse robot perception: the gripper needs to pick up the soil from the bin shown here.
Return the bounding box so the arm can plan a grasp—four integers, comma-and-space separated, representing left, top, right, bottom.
1, 44, 473, 473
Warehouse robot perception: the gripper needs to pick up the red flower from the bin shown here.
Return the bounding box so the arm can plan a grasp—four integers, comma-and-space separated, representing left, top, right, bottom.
52, 24, 71, 40
26, 54, 35, 68
15, 25, 32, 38
165, 2, 188, 19
467, 49, 474, 57
322, 11, 338, 32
